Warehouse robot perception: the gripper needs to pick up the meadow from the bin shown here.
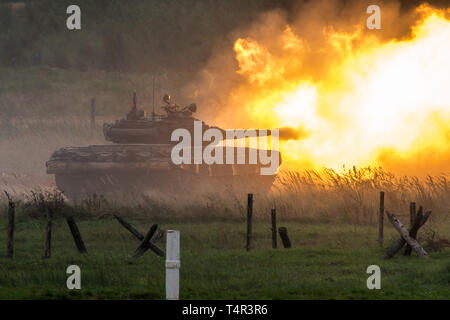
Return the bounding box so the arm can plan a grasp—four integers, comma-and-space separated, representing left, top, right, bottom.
0, 66, 449, 299
0, 168, 448, 299
0, 217, 449, 300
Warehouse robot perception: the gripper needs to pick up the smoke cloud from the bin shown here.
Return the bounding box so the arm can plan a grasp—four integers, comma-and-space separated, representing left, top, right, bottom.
184, 0, 450, 176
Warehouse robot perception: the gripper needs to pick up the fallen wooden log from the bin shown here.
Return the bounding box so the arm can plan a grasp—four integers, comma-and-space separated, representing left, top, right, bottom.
385, 211, 428, 258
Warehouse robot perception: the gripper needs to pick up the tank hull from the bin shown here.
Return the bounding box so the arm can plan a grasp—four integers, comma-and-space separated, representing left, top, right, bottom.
47, 144, 280, 199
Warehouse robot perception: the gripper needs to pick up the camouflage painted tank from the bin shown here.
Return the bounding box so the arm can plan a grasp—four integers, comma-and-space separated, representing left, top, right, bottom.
46, 93, 281, 199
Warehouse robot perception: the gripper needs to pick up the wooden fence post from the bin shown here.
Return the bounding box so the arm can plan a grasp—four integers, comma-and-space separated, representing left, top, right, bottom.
271, 208, 277, 249
5, 191, 15, 258
66, 217, 87, 253
44, 210, 52, 258
404, 206, 424, 256
278, 227, 291, 248
246, 193, 253, 251
166, 230, 180, 300
378, 191, 384, 247
409, 202, 416, 228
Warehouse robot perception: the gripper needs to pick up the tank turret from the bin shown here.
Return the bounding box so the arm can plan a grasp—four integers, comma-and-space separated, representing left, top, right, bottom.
103, 94, 223, 144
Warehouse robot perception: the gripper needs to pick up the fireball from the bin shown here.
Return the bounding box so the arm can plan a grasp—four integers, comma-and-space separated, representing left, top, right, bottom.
224, 4, 450, 175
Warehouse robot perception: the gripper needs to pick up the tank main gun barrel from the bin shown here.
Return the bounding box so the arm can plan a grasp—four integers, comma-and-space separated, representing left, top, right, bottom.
209, 127, 276, 139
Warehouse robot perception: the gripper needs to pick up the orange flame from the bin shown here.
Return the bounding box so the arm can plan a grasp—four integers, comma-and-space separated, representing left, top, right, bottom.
223, 4, 450, 175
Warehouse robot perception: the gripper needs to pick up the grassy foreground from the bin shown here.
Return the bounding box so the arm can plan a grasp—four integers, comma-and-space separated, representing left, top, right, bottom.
0, 217, 448, 300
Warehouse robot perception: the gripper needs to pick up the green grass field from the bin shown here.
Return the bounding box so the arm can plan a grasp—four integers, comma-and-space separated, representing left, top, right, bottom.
0, 217, 448, 300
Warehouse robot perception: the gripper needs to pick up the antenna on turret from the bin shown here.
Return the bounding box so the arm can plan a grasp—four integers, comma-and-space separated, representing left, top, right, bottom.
133, 90, 137, 109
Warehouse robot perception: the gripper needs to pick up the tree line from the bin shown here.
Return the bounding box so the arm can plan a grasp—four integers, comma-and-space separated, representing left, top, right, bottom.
0, 0, 294, 74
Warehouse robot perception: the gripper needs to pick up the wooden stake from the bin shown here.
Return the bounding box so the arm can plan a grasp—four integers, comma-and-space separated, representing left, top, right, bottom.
384, 237, 407, 259
378, 191, 384, 247
409, 202, 416, 228
114, 216, 164, 257
114, 214, 144, 241
404, 206, 424, 256
44, 210, 52, 258
66, 217, 87, 253
271, 208, 277, 249
246, 193, 253, 251
385, 211, 428, 258
384, 208, 431, 258
278, 227, 291, 248
5, 191, 15, 259
133, 224, 164, 258
152, 229, 165, 244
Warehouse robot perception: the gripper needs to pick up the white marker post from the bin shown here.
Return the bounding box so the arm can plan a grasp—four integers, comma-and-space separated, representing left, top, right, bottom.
166, 230, 180, 300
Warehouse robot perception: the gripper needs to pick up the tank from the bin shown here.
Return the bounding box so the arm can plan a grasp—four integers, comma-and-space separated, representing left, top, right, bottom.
46, 93, 281, 199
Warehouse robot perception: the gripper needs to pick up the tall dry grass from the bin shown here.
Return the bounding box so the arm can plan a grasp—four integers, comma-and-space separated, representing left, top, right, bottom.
272, 167, 449, 225
1, 167, 448, 227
